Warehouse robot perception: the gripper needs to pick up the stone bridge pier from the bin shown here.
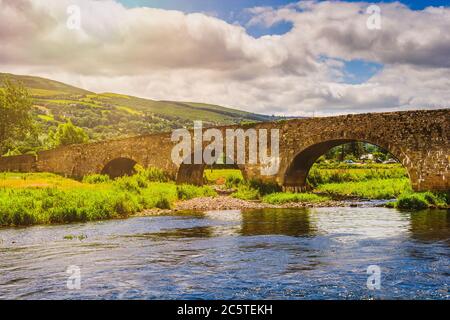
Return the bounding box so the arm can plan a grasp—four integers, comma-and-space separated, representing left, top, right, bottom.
0, 109, 448, 192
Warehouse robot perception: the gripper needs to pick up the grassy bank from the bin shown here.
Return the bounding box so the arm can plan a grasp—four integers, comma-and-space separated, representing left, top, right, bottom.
263, 192, 329, 205
387, 192, 449, 210
0, 169, 215, 226
314, 178, 412, 199
207, 167, 448, 210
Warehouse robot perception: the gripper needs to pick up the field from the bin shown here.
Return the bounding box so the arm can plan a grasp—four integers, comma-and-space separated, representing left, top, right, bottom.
0, 169, 215, 226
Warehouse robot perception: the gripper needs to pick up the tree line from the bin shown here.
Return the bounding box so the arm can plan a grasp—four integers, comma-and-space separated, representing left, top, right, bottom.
0, 78, 89, 156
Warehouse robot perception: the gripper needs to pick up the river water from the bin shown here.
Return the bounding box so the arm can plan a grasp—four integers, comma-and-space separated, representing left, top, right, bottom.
0, 207, 448, 299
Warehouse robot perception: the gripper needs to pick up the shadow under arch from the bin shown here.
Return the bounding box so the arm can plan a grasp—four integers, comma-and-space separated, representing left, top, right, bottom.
101, 157, 137, 179
283, 139, 413, 191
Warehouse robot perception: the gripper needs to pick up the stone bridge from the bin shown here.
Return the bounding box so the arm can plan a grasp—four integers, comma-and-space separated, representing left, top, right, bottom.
0, 109, 448, 192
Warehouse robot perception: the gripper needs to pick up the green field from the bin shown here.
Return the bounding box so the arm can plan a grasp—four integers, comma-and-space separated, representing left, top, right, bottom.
0, 169, 215, 226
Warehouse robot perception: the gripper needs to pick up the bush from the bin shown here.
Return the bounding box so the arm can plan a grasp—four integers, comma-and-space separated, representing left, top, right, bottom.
307, 165, 408, 187
263, 192, 329, 205
135, 166, 171, 182
155, 196, 172, 209
396, 193, 429, 210
315, 178, 411, 199
225, 173, 244, 188
232, 184, 260, 200
113, 176, 143, 193
176, 184, 216, 200
251, 180, 281, 195
83, 174, 110, 184
394, 192, 448, 210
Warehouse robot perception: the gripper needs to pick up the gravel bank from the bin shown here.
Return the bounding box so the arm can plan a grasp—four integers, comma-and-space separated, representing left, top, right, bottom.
136, 195, 348, 216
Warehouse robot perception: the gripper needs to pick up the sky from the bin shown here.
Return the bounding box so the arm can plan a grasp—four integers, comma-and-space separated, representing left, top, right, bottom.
0, 0, 449, 116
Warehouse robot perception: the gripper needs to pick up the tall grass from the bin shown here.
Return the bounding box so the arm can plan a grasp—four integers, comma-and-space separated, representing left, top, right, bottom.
0, 168, 216, 227
176, 184, 216, 200
263, 192, 329, 205
393, 192, 448, 210
204, 169, 243, 185
314, 178, 412, 199
307, 165, 408, 187
231, 179, 281, 200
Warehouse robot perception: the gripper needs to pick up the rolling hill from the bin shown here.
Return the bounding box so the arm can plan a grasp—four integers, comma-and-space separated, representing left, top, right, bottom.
1, 72, 277, 143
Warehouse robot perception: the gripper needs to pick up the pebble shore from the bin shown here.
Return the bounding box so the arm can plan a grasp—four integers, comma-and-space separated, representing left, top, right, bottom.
135, 195, 348, 216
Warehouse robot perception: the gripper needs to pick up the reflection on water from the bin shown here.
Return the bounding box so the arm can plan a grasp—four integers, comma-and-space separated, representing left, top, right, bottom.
240, 209, 315, 237
408, 210, 450, 243
0, 207, 448, 299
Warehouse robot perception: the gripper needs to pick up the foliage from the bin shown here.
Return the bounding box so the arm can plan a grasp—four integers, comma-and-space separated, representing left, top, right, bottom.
225, 171, 245, 188
0, 78, 34, 155
49, 120, 89, 147
0, 72, 278, 155
82, 174, 110, 184
231, 184, 260, 200
248, 179, 281, 195
314, 178, 412, 199
0, 171, 215, 226
307, 164, 408, 187
203, 169, 243, 186
176, 184, 216, 200
135, 165, 171, 182
394, 192, 448, 210
263, 192, 329, 205
228, 178, 281, 200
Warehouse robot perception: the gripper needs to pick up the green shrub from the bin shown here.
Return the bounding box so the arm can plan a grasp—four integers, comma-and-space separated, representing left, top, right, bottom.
135, 166, 171, 182
307, 165, 408, 187
82, 174, 110, 184
113, 176, 143, 193
263, 192, 329, 205
225, 174, 244, 188
176, 184, 216, 200
248, 179, 281, 195
396, 193, 429, 210
232, 184, 260, 200
394, 192, 448, 210
155, 196, 172, 209
315, 178, 411, 199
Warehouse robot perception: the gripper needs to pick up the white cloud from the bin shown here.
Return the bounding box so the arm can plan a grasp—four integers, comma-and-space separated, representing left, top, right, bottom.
0, 0, 449, 115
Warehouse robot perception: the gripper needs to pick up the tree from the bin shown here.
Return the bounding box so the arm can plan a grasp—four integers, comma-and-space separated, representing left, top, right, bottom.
0, 78, 33, 155
51, 120, 89, 147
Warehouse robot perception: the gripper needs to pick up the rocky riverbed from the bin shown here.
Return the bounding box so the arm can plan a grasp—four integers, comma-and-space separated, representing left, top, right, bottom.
135, 195, 350, 216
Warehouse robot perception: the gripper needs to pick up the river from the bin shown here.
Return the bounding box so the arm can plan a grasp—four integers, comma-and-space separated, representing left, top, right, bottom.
0, 207, 448, 299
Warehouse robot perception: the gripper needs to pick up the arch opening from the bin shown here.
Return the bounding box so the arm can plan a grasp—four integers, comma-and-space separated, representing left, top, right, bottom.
177, 153, 246, 186
101, 157, 137, 179
283, 140, 409, 192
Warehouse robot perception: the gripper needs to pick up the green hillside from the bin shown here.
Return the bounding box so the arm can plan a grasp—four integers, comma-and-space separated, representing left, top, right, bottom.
0, 73, 278, 146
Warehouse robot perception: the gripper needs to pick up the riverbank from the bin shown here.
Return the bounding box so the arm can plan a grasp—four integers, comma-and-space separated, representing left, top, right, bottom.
0, 168, 448, 227
136, 195, 382, 217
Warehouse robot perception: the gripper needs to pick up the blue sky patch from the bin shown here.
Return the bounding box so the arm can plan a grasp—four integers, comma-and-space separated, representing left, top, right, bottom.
342, 59, 383, 84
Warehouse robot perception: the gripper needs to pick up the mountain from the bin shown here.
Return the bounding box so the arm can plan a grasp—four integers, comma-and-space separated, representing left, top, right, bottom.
0, 73, 279, 143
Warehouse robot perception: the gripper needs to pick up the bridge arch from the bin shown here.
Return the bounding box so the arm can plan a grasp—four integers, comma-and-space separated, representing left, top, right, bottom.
176, 153, 247, 186
282, 137, 417, 192
101, 157, 138, 179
